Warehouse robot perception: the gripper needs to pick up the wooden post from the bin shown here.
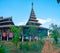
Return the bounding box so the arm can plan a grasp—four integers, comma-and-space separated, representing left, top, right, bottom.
29, 36, 31, 42
1, 30, 3, 40
1, 34, 2, 40
7, 29, 10, 41
0, 30, 2, 40
22, 36, 24, 42
7, 35, 8, 41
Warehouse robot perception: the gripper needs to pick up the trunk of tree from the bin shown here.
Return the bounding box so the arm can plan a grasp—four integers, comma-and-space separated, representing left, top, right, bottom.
22, 36, 24, 42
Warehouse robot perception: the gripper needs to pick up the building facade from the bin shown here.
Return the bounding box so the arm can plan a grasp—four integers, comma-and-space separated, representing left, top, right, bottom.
0, 16, 14, 40
0, 3, 48, 41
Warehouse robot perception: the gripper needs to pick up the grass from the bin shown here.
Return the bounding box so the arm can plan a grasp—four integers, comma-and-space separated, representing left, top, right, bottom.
53, 41, 60, 50
19, 40, 44, 53
0, 40, 44, 53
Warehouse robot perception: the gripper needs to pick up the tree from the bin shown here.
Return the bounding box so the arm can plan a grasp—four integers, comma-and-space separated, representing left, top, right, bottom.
49, 23, 60, 44
49, 23, 58, 30
10, 26, 23, 48
57, 0, 60, 3
25, 26, 38, 41
38, 30, 47, 40
52, 30, 59, 44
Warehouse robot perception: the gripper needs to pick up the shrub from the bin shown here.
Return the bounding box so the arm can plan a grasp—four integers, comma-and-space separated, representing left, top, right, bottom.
20, 42, 29, 51
0, 47, 5, 53
19, 41, 44, 52
0, 43, 8, 53
54, 35, 58, 44
37, 41, 44, 51
30, 43, 39, 51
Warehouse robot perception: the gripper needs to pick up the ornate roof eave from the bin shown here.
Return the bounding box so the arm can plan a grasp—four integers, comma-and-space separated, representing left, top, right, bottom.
26, 21, 42, 26
29, 18, 38, 22
0, 25, 15, 28
0, 16, 12, 21
0, 21, 13, 24
20, 25, 49, 30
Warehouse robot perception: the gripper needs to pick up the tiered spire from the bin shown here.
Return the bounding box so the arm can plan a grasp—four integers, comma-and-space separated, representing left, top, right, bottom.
30, 2, 36, 19
26, 3, 41, 26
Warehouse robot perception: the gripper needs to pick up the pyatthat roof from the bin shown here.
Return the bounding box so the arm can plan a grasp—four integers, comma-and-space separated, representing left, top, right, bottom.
0, 16, 14, 28
26, 3, 41, 26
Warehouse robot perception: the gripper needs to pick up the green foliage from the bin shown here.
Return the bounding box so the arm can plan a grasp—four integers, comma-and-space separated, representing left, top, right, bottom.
53, 41, 60, 50
30, 43, 39, 51
19, 41, 44, 52
0, 47, 5, 53
12, 35, 19, 46
38, 30, 47, 39
20, 42, 29, 51
52, 30, 59, 37
26, 26, 38, 36
10, 26, 23, 47
52, 30, 59, 44
35, 41, 44, 51
25, 26, 39, 41
54, 35, 58, 44
10, 26, 23, 37
49, 24, 60, 44
0, 44, 7, 53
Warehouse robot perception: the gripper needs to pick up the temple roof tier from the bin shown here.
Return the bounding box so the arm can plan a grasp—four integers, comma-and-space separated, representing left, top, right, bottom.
26, 3, 42, 26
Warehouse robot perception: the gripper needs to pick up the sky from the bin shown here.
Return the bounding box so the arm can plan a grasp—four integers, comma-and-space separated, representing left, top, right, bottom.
0, 0, 60, 28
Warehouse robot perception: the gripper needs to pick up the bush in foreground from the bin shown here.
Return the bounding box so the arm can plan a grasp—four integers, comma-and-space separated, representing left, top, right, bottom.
0, 46, 5, 53
19, 41, 44, 53
0, 43, 8, 53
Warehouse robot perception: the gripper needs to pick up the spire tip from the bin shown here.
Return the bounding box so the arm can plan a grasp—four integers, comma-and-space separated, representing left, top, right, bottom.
32, 2, 33, 8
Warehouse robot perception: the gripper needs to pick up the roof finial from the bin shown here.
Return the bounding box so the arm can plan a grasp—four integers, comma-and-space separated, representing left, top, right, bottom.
32, 2, 33, 9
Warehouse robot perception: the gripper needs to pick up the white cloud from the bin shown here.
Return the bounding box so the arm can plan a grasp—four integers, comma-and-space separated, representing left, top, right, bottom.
16, 20, 28, 26
37, 18, 52, 24
16, 22, 26, 26
16, 18, 52, 26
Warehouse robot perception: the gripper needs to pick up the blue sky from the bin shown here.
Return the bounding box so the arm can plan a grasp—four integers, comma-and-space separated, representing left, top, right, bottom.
0, 0, 60, 28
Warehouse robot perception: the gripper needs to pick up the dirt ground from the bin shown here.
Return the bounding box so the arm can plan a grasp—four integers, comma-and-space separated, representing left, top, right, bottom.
42, 40, 60, 53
